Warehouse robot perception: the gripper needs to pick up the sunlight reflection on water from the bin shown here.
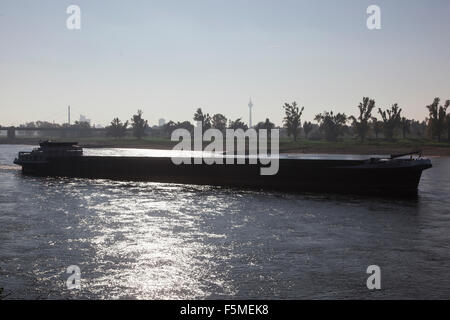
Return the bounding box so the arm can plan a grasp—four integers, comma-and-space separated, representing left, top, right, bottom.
1, 145, 449, 299
80, 182, 236, 299
84, 147, 386, 160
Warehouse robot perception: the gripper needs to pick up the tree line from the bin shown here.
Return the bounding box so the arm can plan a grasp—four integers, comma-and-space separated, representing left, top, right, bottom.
14, 97, 450, 142
15, 110, 149, 140
106, 108, 275, 139
282, 97, 450, 142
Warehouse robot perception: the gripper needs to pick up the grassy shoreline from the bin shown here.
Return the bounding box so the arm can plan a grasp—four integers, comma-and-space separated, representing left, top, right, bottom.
2, 137, 450, 156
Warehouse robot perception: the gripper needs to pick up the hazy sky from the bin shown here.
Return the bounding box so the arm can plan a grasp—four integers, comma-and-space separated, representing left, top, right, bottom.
1, 0, 449, 127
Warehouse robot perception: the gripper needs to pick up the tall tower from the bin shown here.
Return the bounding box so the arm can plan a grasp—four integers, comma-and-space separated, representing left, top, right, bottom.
68, 105, 71, 125
248, 98, 253, 128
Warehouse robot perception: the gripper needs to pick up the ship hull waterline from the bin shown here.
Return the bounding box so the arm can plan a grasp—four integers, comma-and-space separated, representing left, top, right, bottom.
14, 156, 432, 197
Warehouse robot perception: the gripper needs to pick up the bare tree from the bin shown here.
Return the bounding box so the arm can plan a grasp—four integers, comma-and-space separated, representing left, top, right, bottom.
303, 121, 314, 139
212, 114, 227, 132
378, 104, 402, 140
315, 111, 347, 141
255, 118, 275, 131
400, 117, 411, 139
106, 117, 128, 139
283, 101, 304, 141
131, 109, 148, 139
371, 117, 381, 139
349, 97, 376, 142
228, 118, 248, 130
426, 98, 449, 142
193, 108, 211, 131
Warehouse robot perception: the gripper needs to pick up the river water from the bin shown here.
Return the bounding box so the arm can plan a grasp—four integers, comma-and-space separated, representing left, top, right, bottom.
0, 144, 449, 299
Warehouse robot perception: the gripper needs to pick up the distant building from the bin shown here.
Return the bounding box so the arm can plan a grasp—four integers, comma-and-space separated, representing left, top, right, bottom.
79, 114, 91, 125
158, 118, 166, 127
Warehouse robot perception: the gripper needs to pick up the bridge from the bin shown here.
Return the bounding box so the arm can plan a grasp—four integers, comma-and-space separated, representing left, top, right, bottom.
0, 126, 109, 140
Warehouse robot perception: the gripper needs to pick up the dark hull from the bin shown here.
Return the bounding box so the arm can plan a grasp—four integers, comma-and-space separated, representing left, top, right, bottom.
15, 156, 431, 197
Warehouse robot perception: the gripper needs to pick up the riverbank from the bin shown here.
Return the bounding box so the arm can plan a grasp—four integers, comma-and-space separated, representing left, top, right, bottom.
2, 137, 450, 156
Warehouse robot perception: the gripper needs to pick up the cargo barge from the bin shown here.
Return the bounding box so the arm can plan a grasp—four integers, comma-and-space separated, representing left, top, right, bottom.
14, 141, 432, 196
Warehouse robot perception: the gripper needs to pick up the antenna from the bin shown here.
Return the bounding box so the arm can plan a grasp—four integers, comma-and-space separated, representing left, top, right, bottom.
68, 105, 71, 125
